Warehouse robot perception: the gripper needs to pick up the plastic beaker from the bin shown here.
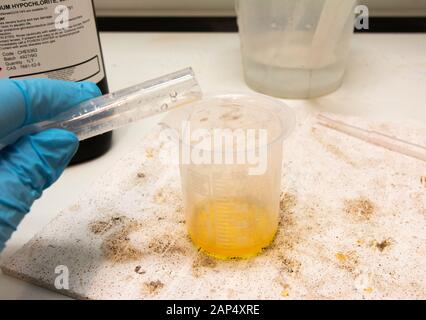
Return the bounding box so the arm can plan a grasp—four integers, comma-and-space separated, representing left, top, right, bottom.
236, 0, 356, 99
178, 94, 295, 259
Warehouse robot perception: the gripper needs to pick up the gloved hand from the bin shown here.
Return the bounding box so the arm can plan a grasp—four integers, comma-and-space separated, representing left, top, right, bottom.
0, 79, 101, 251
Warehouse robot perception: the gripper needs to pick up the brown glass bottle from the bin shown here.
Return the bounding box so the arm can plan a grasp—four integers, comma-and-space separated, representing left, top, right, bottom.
70, 1, 112, 164
0, 0, 112, 164
70, 82, 112, 164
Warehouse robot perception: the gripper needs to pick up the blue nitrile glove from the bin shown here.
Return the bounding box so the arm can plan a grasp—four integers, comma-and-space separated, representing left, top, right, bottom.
0, 79, 101, 251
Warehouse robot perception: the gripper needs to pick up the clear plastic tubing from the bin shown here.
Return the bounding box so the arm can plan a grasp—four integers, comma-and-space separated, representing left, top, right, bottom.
0, 67, 202, 151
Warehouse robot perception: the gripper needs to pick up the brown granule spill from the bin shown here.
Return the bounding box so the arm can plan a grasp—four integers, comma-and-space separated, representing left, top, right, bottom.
276, 192, 298, 234
198, 255, 217, 268
101, 219, 143, 263
280, 283, 290, 297
421, 176, 426, 188
269, 192, 303, 276
192, 253, 218, 277
312, 127, 356, 167
372, 238, 393, 252
281, 288, 290, 297
280, 192, 297, 217
135, 265, 146, 274
148, 235, 187, 255
278, 256, 302, 274
153, 190, 166, 204
364, 287, 374, 294
356, 239, 365, 247
137, 172, 146, 179
144, 280, 164, 295
344, 197, 376, 220
176, 204, 184, 214
152, 189, 183, 210
145, 148, 156, 159
335, 252, 348, 262
335, 251, 359, 273
89, 216, 125, 235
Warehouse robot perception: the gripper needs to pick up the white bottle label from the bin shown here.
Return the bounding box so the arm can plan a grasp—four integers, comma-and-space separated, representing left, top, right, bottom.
0, 0, 105, 83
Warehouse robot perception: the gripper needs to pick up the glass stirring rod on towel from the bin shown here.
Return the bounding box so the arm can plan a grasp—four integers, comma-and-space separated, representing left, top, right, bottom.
317, 113, 426, 163
0, 68, 202, 151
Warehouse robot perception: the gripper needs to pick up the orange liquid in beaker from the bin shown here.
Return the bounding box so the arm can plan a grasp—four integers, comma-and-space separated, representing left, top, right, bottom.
187, 199, 278, 259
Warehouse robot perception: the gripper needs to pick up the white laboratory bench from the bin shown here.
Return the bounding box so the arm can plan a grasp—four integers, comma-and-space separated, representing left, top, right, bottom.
0, 32, 425, 299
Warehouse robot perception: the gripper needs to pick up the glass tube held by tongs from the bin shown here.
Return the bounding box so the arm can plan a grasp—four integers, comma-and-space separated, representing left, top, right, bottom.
0, 67, 202, 151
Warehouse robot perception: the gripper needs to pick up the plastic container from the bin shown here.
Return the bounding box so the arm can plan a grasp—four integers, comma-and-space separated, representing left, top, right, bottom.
178, 94, 295, 259
236, 0, 356, 99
